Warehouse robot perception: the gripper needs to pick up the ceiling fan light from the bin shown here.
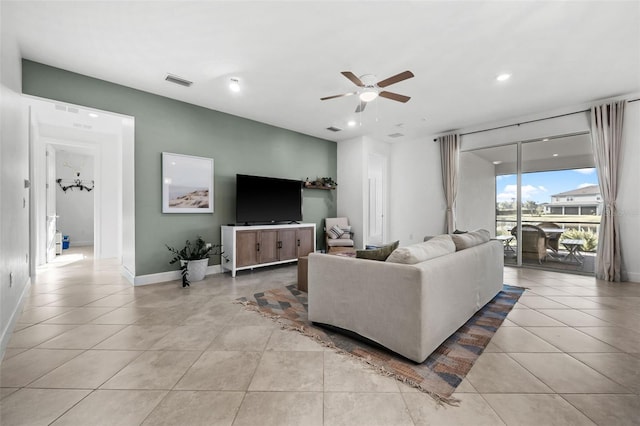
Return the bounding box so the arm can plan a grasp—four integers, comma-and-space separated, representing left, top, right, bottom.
359, 90, 378, 102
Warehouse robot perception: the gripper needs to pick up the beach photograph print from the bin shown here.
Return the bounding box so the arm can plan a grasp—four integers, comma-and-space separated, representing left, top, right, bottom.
162, 152, 214, 213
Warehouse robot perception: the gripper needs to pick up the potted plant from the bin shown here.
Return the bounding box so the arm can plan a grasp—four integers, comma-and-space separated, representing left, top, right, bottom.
166, 236, 223, 287
321, 177, 337, 188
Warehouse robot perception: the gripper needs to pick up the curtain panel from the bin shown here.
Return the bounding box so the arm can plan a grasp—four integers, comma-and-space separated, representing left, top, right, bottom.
590, 101, 626, 282
439, 134, 460, 234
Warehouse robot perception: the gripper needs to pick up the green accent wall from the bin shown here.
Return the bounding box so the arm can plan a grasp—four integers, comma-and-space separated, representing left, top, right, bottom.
22, 60, 337, 276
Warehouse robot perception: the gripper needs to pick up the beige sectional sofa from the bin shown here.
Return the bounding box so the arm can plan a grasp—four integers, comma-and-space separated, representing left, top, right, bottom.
307, 231, 504, 363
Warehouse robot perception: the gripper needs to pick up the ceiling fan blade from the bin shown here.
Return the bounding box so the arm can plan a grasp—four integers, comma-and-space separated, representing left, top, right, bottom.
320, 92, 357, 101
341, 71, 365, 87
376, 70, 414, 88
379, 91, 411, 103
355, 101, 367, 113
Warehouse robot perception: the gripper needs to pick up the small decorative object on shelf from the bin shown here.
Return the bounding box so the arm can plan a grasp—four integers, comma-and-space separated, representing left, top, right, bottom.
304, 177, 337, 190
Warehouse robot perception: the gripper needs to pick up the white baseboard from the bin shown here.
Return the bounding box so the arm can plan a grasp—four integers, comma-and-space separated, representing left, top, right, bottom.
624, 270, 640, 283
68, 241, 93, 247
121, 265, 135, 285
0, 277, 31, 360
133, 264, 223, 286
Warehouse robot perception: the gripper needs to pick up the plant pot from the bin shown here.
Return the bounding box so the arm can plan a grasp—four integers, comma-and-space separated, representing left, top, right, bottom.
180, 258, 209, 282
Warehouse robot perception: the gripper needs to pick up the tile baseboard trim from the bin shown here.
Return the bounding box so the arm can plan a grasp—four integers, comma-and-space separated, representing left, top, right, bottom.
0, 277, 31, 360
132, 265, 223, 286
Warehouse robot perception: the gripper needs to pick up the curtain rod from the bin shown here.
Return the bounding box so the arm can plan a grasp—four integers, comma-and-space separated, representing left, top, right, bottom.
433, 97, 640, 141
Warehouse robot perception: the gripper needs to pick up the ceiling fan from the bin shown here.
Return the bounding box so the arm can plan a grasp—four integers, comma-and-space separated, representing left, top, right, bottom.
321, 70, 414, 113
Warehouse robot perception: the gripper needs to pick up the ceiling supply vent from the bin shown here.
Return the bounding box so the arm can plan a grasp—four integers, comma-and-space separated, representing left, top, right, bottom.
165, 74, 193, 87
388, 132, 404, 138
326, 126, 342, 132
55, 104, 67, 111
67, 107, 79, 114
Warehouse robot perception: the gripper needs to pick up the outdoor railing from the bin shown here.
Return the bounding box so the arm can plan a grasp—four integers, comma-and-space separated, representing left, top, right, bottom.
496, 218, 600, 253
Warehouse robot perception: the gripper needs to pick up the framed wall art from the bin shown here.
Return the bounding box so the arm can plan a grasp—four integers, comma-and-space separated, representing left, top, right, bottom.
162, 152, 214, 213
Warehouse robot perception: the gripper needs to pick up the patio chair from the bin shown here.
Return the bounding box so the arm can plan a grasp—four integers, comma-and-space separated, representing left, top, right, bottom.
511, 224, 547, 264
536, 221, 562, 252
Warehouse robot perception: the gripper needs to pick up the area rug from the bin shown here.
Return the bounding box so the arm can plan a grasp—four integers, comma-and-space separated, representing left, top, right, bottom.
236, 283, 524, 404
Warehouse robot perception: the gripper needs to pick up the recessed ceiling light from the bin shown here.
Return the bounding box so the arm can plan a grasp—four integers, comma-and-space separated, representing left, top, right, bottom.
496, 73, 511, 82
552, 153, 559, 157
229, 78, 240, 92
88, 112, 99, 118
492, 160, 503, 165
347, 120, 357, 127
543, 138, 549, 141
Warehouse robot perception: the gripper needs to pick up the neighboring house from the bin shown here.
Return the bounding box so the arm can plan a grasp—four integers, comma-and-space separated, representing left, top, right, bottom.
544, 185, 602, 215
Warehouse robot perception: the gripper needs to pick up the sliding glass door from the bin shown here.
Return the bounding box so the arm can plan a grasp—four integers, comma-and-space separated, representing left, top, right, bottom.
458, 133, 599, 274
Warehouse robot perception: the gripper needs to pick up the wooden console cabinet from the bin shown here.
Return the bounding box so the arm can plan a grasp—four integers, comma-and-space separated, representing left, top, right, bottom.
221, 224, 316, 277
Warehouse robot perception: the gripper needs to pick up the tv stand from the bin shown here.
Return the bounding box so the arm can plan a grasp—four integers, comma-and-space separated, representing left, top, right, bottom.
221, 223, 316, 277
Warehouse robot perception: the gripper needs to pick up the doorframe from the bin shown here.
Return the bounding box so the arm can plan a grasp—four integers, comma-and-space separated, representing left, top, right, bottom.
27, 96, 136, 281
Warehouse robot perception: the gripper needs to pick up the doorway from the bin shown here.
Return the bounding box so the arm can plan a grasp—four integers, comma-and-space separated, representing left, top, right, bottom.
367, 152, 387, 246
28, 96, 136, 281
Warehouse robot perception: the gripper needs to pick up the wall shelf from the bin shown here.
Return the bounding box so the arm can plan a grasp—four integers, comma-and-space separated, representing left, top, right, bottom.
304, 184, 336, 190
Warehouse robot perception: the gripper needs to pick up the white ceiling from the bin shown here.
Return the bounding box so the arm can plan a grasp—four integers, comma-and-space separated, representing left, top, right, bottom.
4, 1, 639, 143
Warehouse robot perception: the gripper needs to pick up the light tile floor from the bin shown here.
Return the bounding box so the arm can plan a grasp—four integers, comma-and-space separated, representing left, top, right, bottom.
1, 247, 639, 425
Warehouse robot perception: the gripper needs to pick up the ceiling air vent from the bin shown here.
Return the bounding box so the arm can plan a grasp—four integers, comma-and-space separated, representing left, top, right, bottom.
54, 104, 67, 111
388, 132, 404, 138
67, 107, 79, 114
165, 74, 193, 87
326, 126, 342, 132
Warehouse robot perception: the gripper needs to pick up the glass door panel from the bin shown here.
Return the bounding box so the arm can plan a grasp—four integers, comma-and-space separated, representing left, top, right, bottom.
520, 134, 598, 274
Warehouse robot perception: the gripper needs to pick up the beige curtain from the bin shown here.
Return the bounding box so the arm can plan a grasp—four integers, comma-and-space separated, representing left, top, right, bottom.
590, 101, 626, 281
439, 133, 460, 233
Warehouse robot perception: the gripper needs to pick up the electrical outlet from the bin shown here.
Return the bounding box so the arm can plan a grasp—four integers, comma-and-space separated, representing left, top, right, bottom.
9, 272, 13, 287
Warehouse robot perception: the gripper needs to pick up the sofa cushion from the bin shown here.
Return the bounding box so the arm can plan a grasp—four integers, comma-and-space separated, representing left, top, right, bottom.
450, 229, 490, 251
356, 240, 399, 261
386, 235, 455, 264
327, 238, 354, 247
328, 224, 345, 239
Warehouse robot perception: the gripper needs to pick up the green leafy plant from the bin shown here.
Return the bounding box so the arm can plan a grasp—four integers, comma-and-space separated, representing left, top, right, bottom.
321, 177, 337, 187
166, 237, 223, 287
561, 229, 598, 252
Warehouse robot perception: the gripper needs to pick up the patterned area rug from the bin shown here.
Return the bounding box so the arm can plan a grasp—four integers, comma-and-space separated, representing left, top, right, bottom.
237, 284, 524, 403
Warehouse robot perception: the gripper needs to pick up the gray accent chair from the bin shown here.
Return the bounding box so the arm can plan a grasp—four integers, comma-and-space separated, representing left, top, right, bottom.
324, 217, 354, 253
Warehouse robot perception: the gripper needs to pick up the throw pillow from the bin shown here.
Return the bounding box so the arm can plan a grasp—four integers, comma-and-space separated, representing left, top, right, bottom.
450, 229, 490, 251
341, 225, 352, 236
356, 240, 400, 261
328, 224, 345, 239
386, 235, 455, 264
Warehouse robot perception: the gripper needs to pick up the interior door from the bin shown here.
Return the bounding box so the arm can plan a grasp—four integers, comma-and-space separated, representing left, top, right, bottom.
367, 153, 386, 245
45, 146, 57, 262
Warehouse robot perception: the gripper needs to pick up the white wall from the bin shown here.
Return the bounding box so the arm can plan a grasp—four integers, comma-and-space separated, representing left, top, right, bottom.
388, 137, 446, 246
618, 101, 640, 282
337, 137, 365, 248
0, 10, 31, 358
55, 150, 94, 246
337, 136, 393, 249
457, 151, 496, 235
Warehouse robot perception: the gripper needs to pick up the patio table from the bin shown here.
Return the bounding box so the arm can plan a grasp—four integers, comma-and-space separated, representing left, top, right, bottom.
560, 239, 585, 264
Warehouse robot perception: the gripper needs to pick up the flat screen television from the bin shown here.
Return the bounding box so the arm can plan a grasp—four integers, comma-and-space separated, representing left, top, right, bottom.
235, 174, 303, 224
